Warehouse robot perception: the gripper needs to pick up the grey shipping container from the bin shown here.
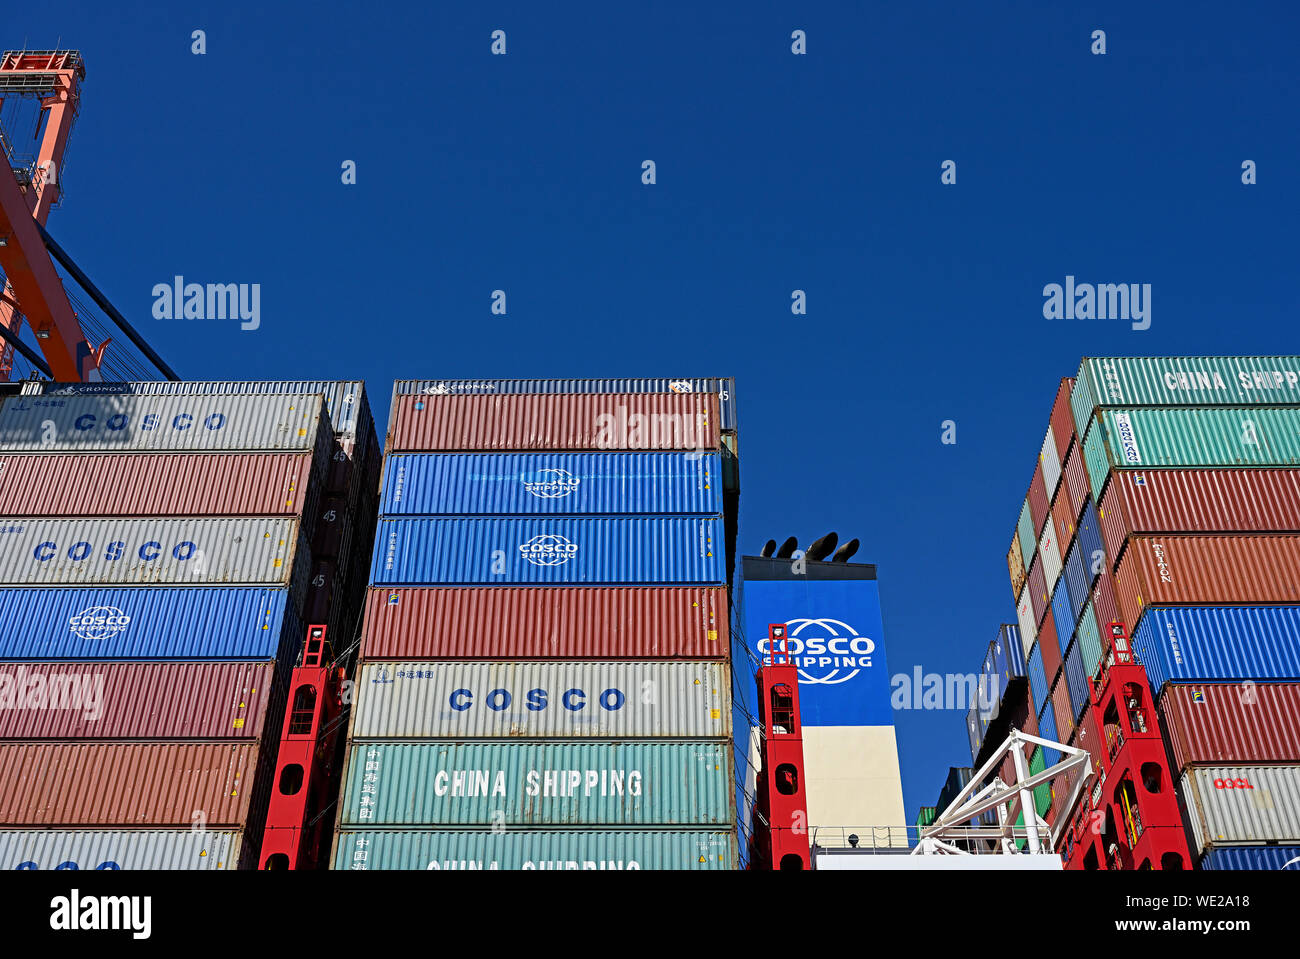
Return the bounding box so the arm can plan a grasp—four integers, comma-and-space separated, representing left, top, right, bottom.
1181, 764, 1300, 850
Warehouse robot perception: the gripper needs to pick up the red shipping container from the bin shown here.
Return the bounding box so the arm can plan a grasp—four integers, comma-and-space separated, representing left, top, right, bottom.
1051, 671, 1075, 738
1158, 683, 1300, 771
0, 452, 316, 517
0, 662, 276, 739
387, 393, 721, 452
1028, 462, 1049, 535
360, 586, 729, 660
1071, 702, 1103, 775
1100, 469, 1300, 571
1114, 534, 1300, 631
0, 742, 260, 827
1052, 484, 1076, 548
1063, 438, 1090, 522
1038, 608, 1062, 689
1091, 568, 1121, 635
1027, 553, 1046, 625
1049, 378, 1076, 463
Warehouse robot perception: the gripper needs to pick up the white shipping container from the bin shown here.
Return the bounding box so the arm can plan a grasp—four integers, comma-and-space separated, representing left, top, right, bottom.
1182, 764, 1300, 850
0, 517, 303, 586
1038, 522, 1063, 596
1016, 583, 1037, 657
0, 829, 244, 870
1040, 428, 1062, 500
351, 661, 731, 739
0, 393, 326, 452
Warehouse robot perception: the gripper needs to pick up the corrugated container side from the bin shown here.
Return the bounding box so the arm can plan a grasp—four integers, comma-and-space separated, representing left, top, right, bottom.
1051, 485, 1075, 550
350, 662, 731, 739
0, 661, 276, 739
1114, 534, 1300, 630
1069, 366, 1100, 445
1098, 407, 1300, 474
359, 586, 727, 660
1027, 552, 1046, 626
1051, 670, 1075, 738
332, 829, 737, 870
1132, 606, 1300, 690
387, 394, 722, 452
1017, 500, 1036, 569
1041, 428, 1062, 500
965, 702, 982, 761
1028, 642, 1048, 717
998, 624, 1026, 677
1158, 683, 1300, 770
0, 393, 327, 452
337, 741, 732, 827
1063, 538, 1089, 621
1076, 500, 1105, 580
1074, 356, 1300, 415
1063, 639, 1088, 721
1063, 438, 1090, 521
1007, 535, 1027, 602
1090, 569, 1121, 636
392, 377, 739, 433
0, 586, 300, 661
378, 452, 723, 517
1038, 609, 1062, 690
1038, 523, 1063, 602
1028, 463, 1049, 535
1199, 845, 1300, 870
370, 517, 724, 585
1037, 697, 1059, 746
1107, 468, 1300, 546
1082, 416, 1112, 502
1076, 600, 1103, 679
1049, 378, 1076, 462
1016, 583, 1037, 658
0, 742, 262, 827
1051, 574, 1076, 645
0, 452, 319, 518
1182, 764, 1300, 849
0, 830, 245, 870
0, 516, 304, 587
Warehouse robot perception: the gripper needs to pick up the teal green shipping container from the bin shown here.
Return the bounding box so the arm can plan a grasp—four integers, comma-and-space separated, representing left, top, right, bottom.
1082, 407, 1300, 501
1070, 356, 1300, 441
332, 829, 736, 870
338, 741, 732, 827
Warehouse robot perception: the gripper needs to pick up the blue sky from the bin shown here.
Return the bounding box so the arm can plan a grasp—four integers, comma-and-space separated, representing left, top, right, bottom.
10, 1, 1299, 820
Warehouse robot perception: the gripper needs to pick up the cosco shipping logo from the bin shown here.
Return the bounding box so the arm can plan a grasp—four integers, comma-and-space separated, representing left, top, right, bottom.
522, 468, 580, 499
68, 606, 131, 641
519, 534, 579, 567
756, 617, 876, 685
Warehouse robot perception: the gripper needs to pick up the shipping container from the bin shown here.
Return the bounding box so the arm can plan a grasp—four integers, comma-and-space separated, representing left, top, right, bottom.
1028, 642, 1048, 716
1038, 610, 1061, 690
1070, 356, 1300, 440
1199, 845, 1300, 870
1016, 583, 1037, 658
387, 394, 721, 453
1132, 606, 1300, 690
0, 829, 244, 870
350, 662, 730, 739
1008, 534, 1026, 602
1051, 670, 1074, 739
1062, 538, 1090, 622
1028, 463, 1049, 536
1041, 429, 1062, 500
1051, 485, 1075, 551
1090, 569, 1121, 637
1076, 600, 1103, 679
1017, 500, 1036, 569
332, 828, 736, 870
1027, 553, 1046, 626
0, 742, 263, 827
1076, 500, 1105, 580
1038, 522, 1063, 602
0, 452, 318, 518
1051, 574, 1076, 646
394, 377, 739, 433
1063, 439, 1090, 522
0, 516, 305, 587
0, 661, 276, 739
359, 586, 726, 660
1114, 534, 1300, 630
965, 703, 982, 761
0, 586, 298, 660
0, 393, 327, 452
379, 452, 723, 516
992, 624, 1026, 679
1181, 764, 1300, 849
1049, 378, 1075, 463
1082, 407, 1300, 502
370, 517, 724, 585
1158, 683, 1300, 770
1063, 639, 1088, 722
1099, 469, 1300, 569
1037, 698, 1059, 747
337, 741, 732, 827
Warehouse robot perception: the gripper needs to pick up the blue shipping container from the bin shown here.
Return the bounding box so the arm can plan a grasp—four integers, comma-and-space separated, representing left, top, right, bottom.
1037, 698, 1059, 752
1132, 606, 1300, 690
1062, 540, 1089, 624
370, 517, 725, 585
1051, 575, 1076, 644
1199, 845, 1300, 870
1063, 639, 1089, 721
379, 452, 723, 517
0, 587, 297, 660
994, 624, 1026, 679
1028, 641, 1048, 716
1077, 501, 1104, 580
395, 377, 739, 433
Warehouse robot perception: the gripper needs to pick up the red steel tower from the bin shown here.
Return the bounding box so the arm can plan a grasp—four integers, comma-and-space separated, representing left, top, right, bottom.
749, 623, 811, 870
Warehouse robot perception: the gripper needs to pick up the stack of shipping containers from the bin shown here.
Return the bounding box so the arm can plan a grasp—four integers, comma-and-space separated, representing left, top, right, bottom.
1069, 356, 1300, 869
0, 381, 378, 870
333, 379, 741, 869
